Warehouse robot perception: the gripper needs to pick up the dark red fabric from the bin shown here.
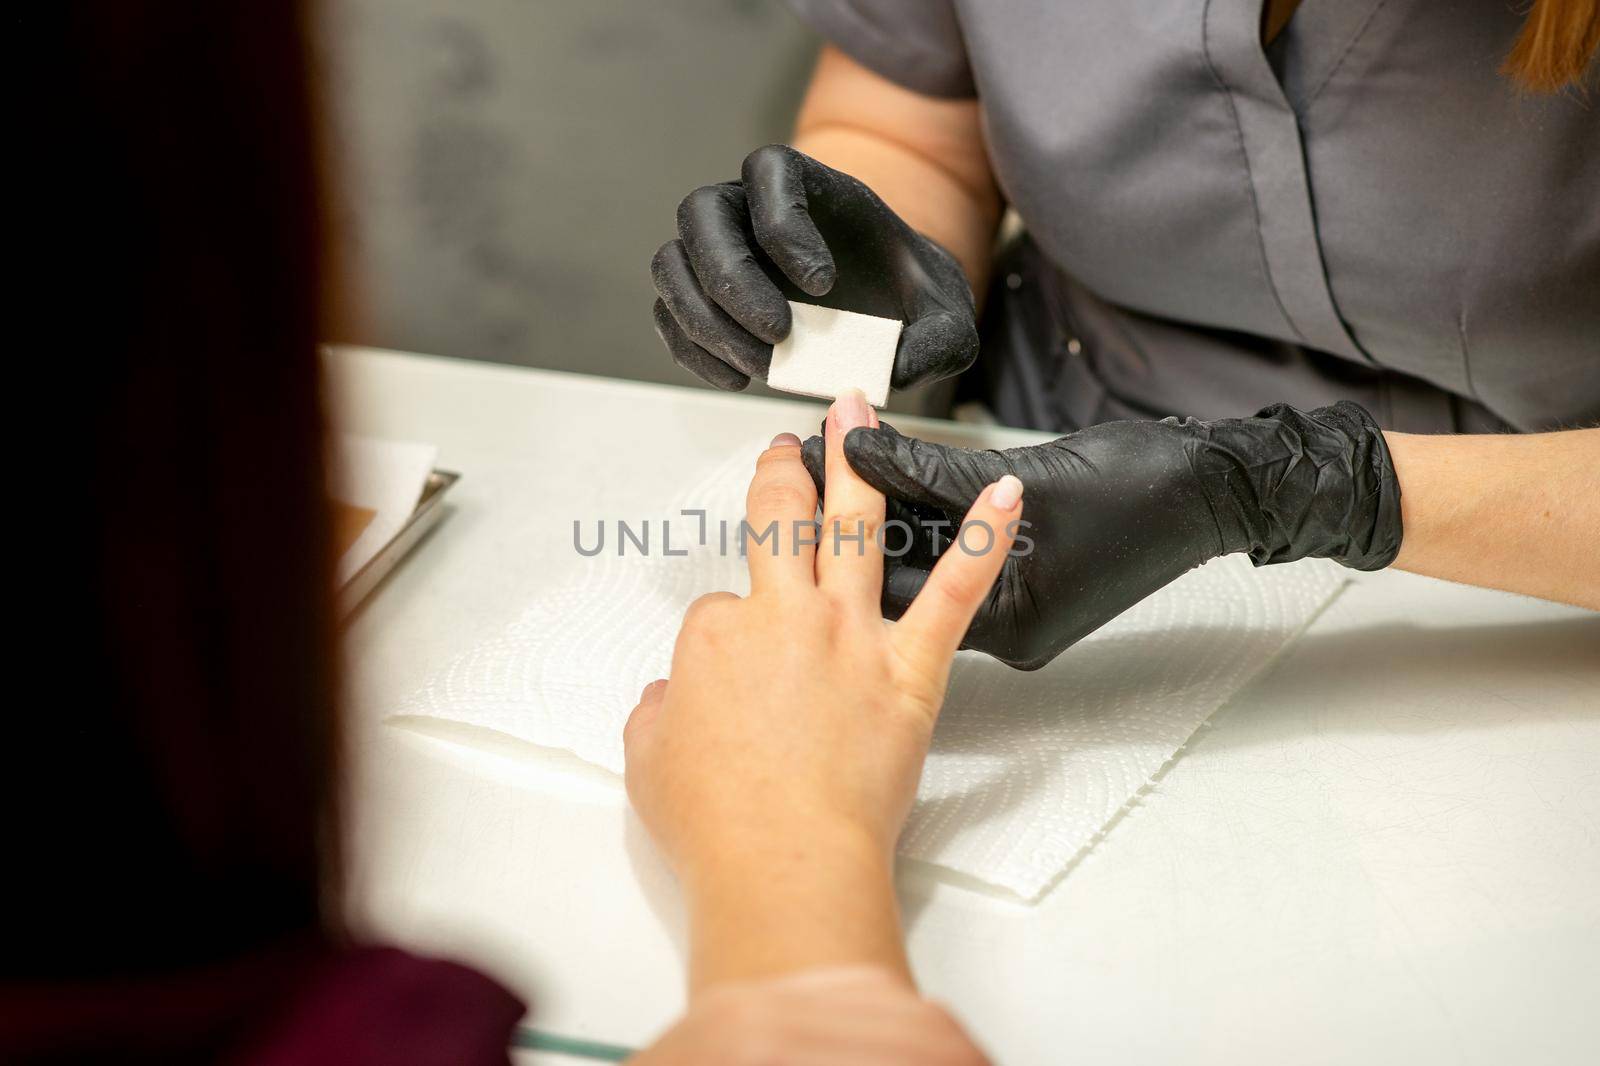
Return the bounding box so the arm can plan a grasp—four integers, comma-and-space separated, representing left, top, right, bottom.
0, 941, 524, 1064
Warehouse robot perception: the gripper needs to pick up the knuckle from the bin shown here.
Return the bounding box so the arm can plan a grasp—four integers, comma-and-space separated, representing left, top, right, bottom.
686, 590, 729, 614
755, 445, 799, 470
821, 508, 883, 549
681, 592, 733, 630
750, 481, 814, 517
912, 448, 957, 488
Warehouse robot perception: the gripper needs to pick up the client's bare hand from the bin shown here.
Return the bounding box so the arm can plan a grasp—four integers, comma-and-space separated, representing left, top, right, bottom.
624, 390, 1023, 989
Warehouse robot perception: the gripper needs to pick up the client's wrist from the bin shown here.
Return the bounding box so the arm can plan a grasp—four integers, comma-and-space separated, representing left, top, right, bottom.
668, 796, 901, 874
677, 818, 910, 993
677, 814, 894, 901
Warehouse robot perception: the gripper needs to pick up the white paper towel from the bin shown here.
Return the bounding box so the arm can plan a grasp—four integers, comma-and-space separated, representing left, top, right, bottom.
399, 440, 1346, 899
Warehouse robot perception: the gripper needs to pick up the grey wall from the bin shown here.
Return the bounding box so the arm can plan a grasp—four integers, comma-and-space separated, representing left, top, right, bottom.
318, 1, 819, 386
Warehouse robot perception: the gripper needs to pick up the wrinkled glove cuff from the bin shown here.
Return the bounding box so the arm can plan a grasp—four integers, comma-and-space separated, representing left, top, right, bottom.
1199, 401, 1403, 571
1306, 401, 1403, 570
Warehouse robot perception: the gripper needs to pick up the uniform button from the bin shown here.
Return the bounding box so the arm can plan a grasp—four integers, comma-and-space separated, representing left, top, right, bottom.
1005, 272, 1022, 291
1066, 338, 1082, 355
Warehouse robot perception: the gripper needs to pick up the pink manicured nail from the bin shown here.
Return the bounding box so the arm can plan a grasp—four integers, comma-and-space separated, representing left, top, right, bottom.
830, 388, 873, 434
990, 474, 1024, 510
770, 432, 802, 447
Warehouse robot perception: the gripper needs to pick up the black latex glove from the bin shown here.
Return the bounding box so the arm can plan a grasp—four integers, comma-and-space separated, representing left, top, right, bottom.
651, 144, 978, 392
802, 402, 1402, 670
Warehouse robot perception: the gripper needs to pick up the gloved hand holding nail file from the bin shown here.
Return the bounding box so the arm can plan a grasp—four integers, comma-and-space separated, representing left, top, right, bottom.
803, 401, 1402, 670
651, 144, 978, 392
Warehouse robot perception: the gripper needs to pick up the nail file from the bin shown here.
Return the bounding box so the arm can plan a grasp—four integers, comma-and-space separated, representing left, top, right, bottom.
766, 301, 902, 407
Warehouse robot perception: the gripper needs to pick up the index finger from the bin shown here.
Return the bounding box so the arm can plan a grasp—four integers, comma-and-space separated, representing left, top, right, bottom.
893, 475, 1024, 667
742, 144, 837, 296
743, 433, 819, 595
676, 182, 793, 345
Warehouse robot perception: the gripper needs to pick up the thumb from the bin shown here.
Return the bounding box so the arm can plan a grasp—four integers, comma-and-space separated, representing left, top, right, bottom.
800, 416, 902, 498
842, 425, 1000, 513
801, 432, 826, 496
891, 309, 978, 389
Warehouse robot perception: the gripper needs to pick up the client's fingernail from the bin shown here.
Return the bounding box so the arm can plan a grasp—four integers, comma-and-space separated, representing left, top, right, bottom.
990, 474, 1024, 510
770, 432, 802, 448
831, 388, 872, 433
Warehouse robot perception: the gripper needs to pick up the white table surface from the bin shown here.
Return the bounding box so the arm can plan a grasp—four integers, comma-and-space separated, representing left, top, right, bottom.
331, 346, 1600, 1065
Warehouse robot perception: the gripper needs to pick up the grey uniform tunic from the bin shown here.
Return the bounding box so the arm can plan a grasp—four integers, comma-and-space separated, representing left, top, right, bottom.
786, 0, 1599, 432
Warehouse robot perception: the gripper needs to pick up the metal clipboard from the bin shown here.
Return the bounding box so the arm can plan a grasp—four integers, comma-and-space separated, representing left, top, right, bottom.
338, 469, 460, 615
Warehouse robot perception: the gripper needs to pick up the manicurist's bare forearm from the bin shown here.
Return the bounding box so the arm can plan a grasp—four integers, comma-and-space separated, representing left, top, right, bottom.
1386, 429, 1600, 608
682, 824, 910, 995
793, 46, 1002, 295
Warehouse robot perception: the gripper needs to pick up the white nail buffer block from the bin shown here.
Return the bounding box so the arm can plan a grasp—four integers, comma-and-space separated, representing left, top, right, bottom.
767, 301, 902, 407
